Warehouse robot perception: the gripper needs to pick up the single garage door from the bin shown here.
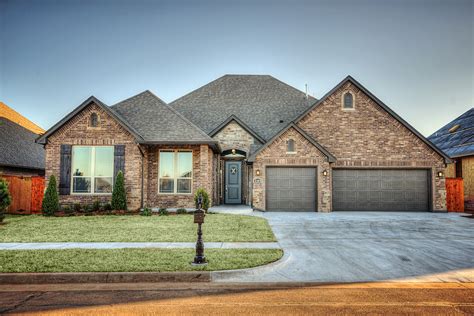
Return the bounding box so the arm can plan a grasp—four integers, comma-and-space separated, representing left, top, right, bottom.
266, 167, 316, 212
333, 169, 430, 211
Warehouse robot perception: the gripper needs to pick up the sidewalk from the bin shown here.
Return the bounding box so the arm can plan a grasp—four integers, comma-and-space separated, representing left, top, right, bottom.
0, 242, 280, 250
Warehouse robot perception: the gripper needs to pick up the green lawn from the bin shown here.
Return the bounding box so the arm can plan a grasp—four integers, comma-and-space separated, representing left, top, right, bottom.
0, 248, 283, 272
0, 214, 276, 242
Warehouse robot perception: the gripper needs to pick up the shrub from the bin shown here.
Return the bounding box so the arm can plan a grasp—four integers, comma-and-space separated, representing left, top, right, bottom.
194, 188, 209, 211
73, 203, 82, 213
0, 178, 12, 223
141, 207, 152, 216
42, 175, 59, 216
158, 208, 169, 216
84, 204, 94, 216
92, 200, 101, 212
63, 205, 74, 216
103, 203, 113, 213
176, 208, 187, 215
111, 171, 127, 211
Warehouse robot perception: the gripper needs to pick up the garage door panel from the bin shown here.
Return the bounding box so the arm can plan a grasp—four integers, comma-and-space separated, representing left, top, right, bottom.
333, 169, 429, 212
266, 167, 316, 212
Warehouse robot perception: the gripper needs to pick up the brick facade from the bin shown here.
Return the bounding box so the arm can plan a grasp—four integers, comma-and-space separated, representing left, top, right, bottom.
297, 81, 447, 211
252, 127, 332, 211
45, 103, 144, 210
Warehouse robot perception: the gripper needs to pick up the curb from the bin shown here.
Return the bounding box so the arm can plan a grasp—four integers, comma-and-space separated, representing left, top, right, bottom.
0, 272, 211, 284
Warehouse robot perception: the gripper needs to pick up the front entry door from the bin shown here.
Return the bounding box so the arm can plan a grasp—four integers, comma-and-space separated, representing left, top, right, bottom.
225, 161, 241, 204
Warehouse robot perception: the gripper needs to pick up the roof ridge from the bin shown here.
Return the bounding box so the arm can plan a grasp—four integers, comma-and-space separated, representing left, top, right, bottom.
112, 90, 158, 108
0, 116, 39, 136
429, 107, 474, 138
0, 101, 45, 134
169, 75, 228, 106
267, 75, 318, 101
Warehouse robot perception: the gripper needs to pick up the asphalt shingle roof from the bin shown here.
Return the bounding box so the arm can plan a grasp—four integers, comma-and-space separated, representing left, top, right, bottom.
169, 75, 316, 141
428, 108, 474, 158
111, 90, 215, 143
0, 117, 45, 170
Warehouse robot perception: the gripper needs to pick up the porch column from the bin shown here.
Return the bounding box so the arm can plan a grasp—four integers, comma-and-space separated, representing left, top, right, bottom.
199, 145, 213, 206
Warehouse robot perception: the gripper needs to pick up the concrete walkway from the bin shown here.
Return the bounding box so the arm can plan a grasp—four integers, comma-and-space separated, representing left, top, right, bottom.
213, 212, 474, 283
0, 242, 280, 250
208, 204, 254, 215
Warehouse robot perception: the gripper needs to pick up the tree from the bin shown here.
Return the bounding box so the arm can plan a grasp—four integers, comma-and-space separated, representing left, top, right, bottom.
111, 171, 127, 211
0, 178, 12, 223
194, 187, 210, 211
42, 175, 59, 216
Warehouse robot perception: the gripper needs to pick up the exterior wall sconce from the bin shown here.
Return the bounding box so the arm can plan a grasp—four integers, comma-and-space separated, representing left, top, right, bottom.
231, 149, 236, 155
256, 169, 261, 176
322, 170, 328, 176
437, 171, 444, 178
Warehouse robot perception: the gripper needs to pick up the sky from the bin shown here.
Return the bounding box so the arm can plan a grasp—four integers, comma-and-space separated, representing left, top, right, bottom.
0, 0, 472, 136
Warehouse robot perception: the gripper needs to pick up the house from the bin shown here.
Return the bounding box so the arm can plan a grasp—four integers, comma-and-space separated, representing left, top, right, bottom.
429, 108, 474, 210
0, 102, 45, 135
36, 75, 451, 212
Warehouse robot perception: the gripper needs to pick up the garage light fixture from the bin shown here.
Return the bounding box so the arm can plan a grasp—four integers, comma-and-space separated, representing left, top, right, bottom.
322, 170, 328, 176
437, 171, 444, 178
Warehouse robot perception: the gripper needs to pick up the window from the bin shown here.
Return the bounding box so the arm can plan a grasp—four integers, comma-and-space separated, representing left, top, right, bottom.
71, 146, 114, 194
287, 139, 296, 153
90, 113, 99, 127
343, 92, 354, 109
159, 150, 192, 194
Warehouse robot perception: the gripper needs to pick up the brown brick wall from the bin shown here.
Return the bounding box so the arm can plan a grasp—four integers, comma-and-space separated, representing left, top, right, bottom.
297, 81, 447, 211
145, 145, 214, 209
252, 127, 332, 212
45, 103, 144, 210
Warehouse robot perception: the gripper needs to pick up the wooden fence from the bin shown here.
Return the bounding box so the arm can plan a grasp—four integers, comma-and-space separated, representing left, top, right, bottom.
2, 175, 44, 214
445, 177, 464, 212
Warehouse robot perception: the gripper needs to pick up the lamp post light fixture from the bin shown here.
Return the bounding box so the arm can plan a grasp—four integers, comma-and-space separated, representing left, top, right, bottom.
192, 194, 207, 266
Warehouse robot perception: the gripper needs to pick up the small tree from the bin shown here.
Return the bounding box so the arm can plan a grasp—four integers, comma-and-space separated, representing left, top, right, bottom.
194, 187, 210, 211
111, 171, 127, 211
0, 178, 12, 223
42, 175, 59, 216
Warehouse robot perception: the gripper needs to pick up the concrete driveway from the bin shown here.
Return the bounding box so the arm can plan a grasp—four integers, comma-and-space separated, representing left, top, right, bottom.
213, 212, 474, 283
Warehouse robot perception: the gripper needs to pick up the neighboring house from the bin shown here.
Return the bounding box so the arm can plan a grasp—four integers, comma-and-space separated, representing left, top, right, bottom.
0, 102, 45, 135
37, 75, 451, 212
429, 108, 474, 209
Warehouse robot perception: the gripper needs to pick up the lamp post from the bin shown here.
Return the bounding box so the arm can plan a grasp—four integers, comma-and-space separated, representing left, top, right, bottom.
192, 193, 207, 265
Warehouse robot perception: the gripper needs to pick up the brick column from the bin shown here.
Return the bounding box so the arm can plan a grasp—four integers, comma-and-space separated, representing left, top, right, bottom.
199, 145, 213, 206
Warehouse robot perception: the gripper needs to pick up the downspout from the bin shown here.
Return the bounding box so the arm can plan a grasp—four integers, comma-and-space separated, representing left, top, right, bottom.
137, 144, 145, 210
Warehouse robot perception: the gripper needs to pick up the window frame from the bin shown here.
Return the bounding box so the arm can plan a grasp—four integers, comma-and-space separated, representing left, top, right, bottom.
70, 145, 114, 195
158, 149, 193, 195
286, 138, 297, 154
342, 91, 355, 110
89, 113, 100, 128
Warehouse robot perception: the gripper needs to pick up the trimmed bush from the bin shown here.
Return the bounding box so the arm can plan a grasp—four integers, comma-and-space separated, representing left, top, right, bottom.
141, 207, 152, 216
158, 208, 169, 216
73, 203, 82, 213
42, 175, 59, 216
92, 200, 101, 212
176, 208, 187, 215
0, 178, 12, 223
194, 188, 209, 211
103, 203, 113, 213
111, 171, 127, 211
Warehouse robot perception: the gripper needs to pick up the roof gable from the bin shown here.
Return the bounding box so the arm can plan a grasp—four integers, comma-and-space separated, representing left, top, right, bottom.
248, 122, 336, 162
209, 114, 266, 144
428, 108, 474, 158
36, 96, 143, 144
170, 75, 316, 141
295, 76, 452, 164
111, 90, 216, 145
0, 117, 45, 170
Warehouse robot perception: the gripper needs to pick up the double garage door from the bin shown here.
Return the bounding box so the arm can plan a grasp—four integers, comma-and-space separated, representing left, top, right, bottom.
266, 167, 430, 212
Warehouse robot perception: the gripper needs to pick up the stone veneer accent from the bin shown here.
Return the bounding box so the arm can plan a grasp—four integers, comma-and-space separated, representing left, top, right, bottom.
213, 120, 261, 153
252, 127, 332, 212
297, 81, 447, 211
45, 103, 144, 210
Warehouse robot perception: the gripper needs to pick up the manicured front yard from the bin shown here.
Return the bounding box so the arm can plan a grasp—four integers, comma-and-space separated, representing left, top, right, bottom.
0, 214, 276, 242
0, 248, 283, 272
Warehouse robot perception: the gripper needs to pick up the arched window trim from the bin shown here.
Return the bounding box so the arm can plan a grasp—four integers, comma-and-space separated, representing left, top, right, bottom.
90, 112, 100, 128
286, 138, 296, 153
342, 91, 355, 110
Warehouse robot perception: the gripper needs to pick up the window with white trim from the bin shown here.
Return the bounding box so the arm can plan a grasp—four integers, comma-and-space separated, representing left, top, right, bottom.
286, 139, 296, 153
159, 150, 193, 194
71, 146, 114, 194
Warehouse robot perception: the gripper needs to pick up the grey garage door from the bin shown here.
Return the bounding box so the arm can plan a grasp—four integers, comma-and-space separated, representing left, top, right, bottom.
333, 169, 430, 211
266, 167, 316, 212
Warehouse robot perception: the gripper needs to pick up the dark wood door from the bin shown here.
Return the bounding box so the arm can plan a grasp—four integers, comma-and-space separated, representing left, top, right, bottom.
225, 161, 241, 204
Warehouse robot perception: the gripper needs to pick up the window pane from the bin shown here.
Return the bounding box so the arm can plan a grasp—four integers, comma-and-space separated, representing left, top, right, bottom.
344, 93, 353, 108
177, 179, 192, 193
95, 177, 113, 193
72, 147, 92, 176
177, 152, 192, 178
95, 147, 114, 177
287, 139, 295, 152
160, 152, 174, 178
159, 179, 174, 193
73, 177, 91, 193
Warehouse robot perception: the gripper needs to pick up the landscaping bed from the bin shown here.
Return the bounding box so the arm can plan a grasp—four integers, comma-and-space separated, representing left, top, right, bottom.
0, 214, 276, 242
0, 248, 283, 272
